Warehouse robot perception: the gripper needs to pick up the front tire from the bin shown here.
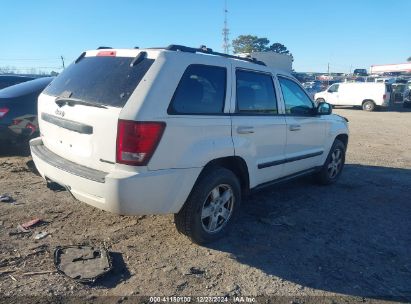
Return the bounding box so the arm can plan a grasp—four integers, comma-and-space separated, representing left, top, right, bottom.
316, 139, 346, 185
174, 167, 241, 244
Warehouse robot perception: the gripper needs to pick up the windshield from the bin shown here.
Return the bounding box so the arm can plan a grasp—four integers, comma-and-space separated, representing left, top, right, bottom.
44, 56, 154, 108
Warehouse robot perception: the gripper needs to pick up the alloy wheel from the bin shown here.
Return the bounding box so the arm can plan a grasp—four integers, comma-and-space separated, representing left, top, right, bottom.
201, 184, 234, 233
327, 148, 343, 179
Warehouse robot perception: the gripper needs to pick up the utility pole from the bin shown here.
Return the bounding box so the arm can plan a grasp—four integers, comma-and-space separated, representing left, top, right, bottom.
222, 0, 230, 54
61, 56, 65, 69
327, 63, 330, 86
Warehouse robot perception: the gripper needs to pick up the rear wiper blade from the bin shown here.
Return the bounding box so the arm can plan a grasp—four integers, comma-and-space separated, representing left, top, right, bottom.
55, 97, 107, 109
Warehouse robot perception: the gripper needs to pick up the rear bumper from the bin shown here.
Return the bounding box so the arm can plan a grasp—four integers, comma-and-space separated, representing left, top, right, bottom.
30, 137, 201, 215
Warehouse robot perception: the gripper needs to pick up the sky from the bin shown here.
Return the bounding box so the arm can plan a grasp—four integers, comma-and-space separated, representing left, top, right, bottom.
1, 0, 410, 73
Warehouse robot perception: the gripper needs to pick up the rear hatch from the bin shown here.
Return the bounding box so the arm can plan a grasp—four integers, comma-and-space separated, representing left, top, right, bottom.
38, 49, 155, 172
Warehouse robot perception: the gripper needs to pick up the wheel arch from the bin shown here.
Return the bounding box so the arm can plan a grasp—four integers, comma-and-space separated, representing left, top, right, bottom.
197, 156, 250, 197
362, 99, 375, 105
335, 133, 348, 148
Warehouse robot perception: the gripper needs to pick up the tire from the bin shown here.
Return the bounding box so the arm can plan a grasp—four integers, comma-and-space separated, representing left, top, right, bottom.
316, 139, 346, 185
174, 167, 241, 244
362, 100, 375, 111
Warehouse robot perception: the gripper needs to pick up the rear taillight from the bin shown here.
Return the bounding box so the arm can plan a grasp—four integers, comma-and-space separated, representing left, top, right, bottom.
25, 123, 37, 134
0, 108, 9, 119
383, 94, 387, 100
116, 120, 165, 166
12, 119, 22, 125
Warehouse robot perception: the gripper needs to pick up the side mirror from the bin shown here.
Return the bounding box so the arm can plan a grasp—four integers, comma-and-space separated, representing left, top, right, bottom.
317, 102, 332, 115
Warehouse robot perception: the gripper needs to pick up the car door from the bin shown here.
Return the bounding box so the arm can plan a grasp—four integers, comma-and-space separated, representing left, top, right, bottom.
276, 75, 327, 176
325, 83, 340, 105
231, 68, 287, 188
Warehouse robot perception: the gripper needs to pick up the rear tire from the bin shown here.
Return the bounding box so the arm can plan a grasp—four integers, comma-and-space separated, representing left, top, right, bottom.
362, 100, 375, 111
174, 167, 241, 244
316, 139, 346, 185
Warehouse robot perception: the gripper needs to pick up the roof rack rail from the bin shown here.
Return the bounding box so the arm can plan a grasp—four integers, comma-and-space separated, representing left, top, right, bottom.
165, 44, 266, 66
97, 46, 112, 50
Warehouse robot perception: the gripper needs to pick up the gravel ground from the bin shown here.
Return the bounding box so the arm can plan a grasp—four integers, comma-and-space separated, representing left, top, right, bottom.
0, 105, 410, 303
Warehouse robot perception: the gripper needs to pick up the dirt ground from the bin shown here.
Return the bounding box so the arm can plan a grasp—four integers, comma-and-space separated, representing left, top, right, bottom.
0, 105, 410, 303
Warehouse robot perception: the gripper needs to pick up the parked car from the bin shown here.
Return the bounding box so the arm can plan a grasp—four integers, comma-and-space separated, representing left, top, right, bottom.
353, 68, 368, 76
382, 72, 401, 77
30, 45, 349, 244
375, 77, 396, 84
315, 82, 391, 111
0, 77, 54, 145
303, 81, 322, 100
403, 87, 411, 108
0, 75, 35, 90
391, 83, 409, 102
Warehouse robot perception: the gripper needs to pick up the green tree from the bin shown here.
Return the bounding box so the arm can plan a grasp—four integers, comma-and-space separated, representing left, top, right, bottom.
269, 42, 290, 55
232, 35, 293, 60
232, 35, 270, 53
408, 57, 411, 62
269, 42, 293, 61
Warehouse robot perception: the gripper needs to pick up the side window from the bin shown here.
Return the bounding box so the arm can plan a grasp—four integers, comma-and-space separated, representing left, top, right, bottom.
278, 77, 314, 116
236, 70, 278, 114
328, 84, 339, 93
168, 64, 226, 114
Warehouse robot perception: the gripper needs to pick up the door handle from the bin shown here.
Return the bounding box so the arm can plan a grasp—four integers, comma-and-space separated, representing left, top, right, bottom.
237, 126, 255, 134
289, 124, 301, 131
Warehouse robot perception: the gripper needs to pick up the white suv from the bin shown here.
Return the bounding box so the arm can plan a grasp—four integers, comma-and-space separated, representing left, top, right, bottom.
30, 45, 349, 244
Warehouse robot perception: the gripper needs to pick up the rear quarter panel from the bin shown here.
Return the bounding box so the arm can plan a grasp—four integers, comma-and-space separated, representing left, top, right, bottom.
121, 52, 235, 171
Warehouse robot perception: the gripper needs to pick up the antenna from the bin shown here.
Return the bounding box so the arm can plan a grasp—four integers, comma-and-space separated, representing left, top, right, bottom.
222, 0, 230, 54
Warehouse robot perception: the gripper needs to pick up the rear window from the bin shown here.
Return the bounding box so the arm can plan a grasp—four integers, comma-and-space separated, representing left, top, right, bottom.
44, 55, 154, 107
0, 77, 54, 98
0, 76, 35, 90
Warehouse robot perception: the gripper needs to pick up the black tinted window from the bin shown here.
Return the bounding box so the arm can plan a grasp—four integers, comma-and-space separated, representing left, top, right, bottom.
44, 56, 154, 107
236, 70, 277, 114
278, 77, 314, 116
168, 65, 226, 114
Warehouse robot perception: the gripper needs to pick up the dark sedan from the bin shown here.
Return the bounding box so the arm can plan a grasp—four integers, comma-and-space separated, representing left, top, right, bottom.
0, 75, 35, 90
0, 77, 54, 145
